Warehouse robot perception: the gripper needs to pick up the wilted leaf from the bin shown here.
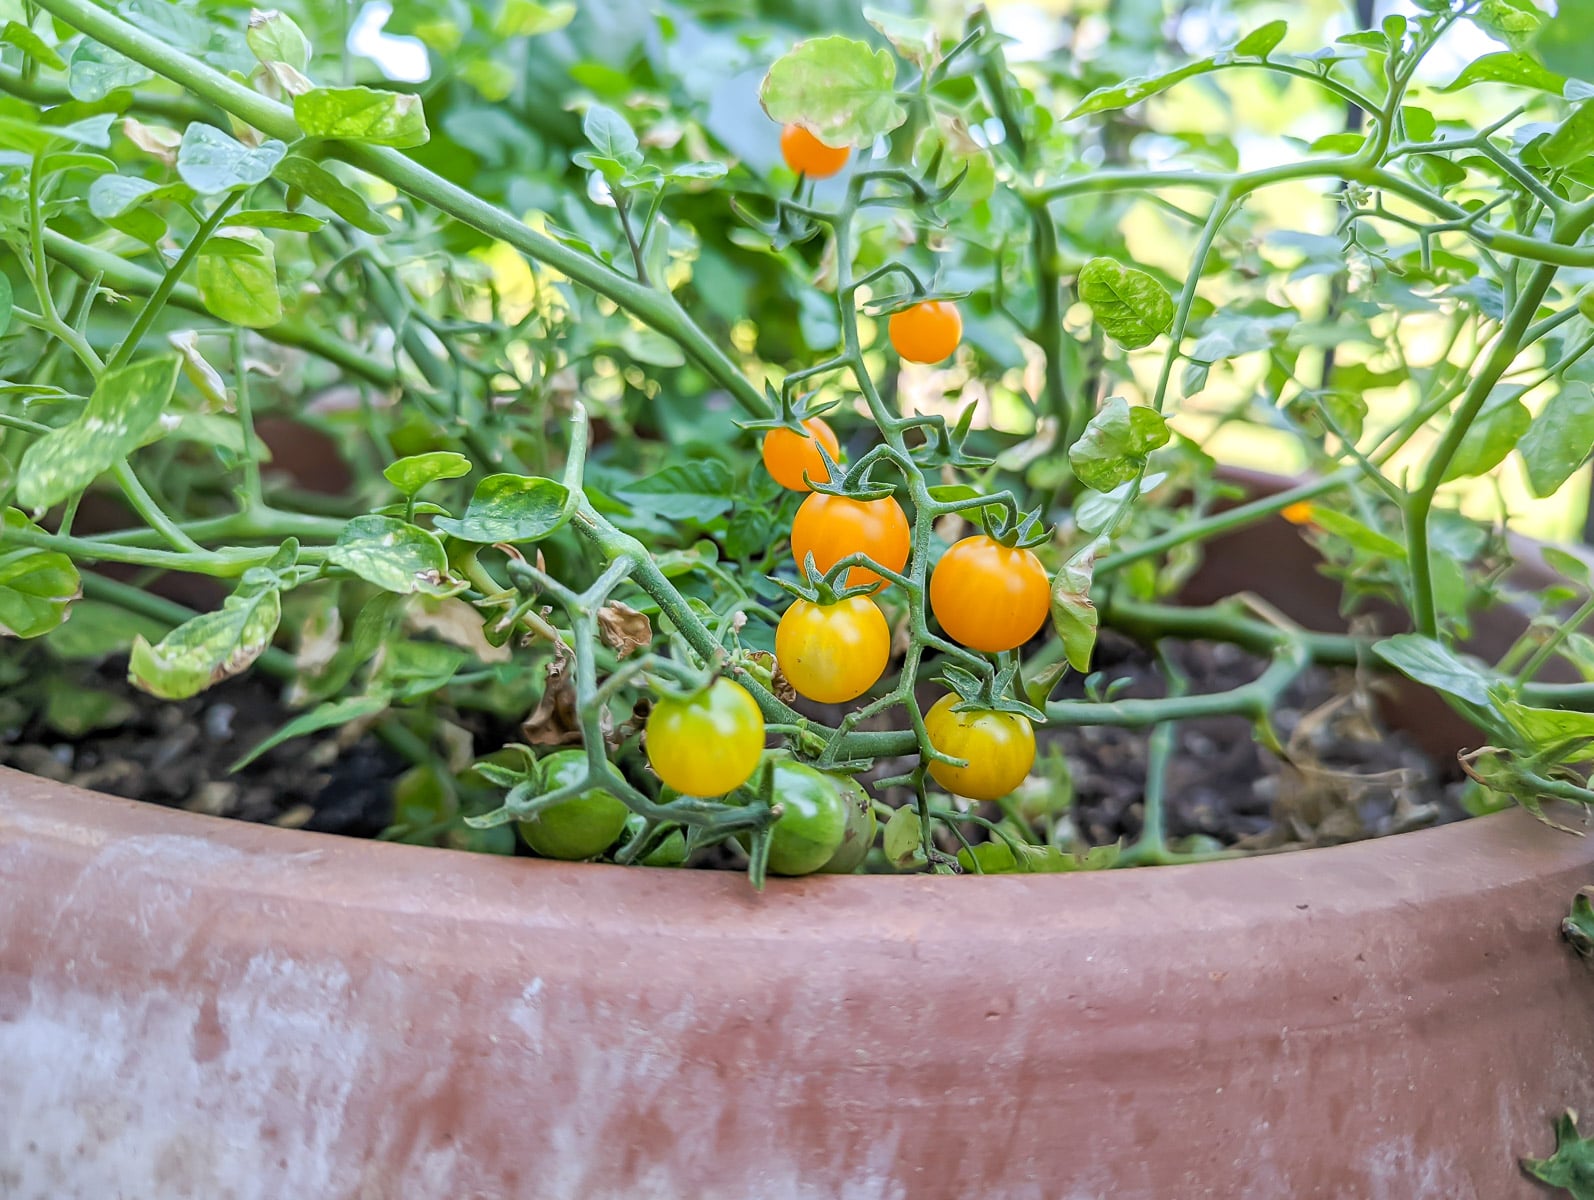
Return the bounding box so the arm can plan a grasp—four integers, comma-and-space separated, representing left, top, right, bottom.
882, 805, 926, 869
597, 601, 651, 659
1051, 541, 1100, 672
129, 582, 282, 699
168, 330, 232, 411
16, 356, 180, 511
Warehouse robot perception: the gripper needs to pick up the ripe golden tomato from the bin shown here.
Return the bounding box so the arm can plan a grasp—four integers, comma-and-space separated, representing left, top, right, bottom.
762, 417, 840, 492
780, 123, 850, 178
929, 535, 1051, 653
888, 300, 962, 364
790, 492, 911, 591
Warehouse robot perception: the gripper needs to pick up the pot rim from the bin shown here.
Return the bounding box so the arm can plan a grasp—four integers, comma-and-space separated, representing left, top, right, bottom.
4, 766, 1590, 924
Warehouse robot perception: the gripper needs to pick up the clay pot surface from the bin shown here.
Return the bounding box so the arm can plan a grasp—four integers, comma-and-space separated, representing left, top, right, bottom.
3, 473, 1593, 1198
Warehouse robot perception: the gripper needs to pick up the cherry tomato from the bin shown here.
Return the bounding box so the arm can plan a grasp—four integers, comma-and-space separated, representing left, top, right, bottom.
646, 678, 765, 796
780, 123, 849, 179
518, 749, 630, 860
738, 757, 849, 876
775, 595, 890, 704
762, 417, 840, 492
924, 693, 1035, 801
888, 300, 961, 364
790, 492, 911, 591
818, 775, 876, 874
929, 535, 1051, 654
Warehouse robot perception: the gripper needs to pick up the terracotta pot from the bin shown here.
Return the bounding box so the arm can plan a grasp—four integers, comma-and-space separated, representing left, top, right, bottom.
3, 474, 1593, 1199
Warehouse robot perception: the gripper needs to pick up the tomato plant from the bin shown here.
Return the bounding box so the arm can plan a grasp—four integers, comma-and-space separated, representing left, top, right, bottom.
3, 0, 1594, 887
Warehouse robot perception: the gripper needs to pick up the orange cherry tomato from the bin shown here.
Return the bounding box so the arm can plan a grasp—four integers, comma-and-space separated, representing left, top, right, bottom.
761, 417, 840, 493
790, 492, 911, 591
888, 300, 962, 364
775, 594, 891, 704
780, 123, 850, 178
929, 535, 1051, 654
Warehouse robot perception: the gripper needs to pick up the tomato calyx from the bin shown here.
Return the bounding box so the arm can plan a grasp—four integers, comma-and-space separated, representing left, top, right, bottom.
776, 555, 884, 606
975, 505, 1052, 551
938, 662, 1046, 722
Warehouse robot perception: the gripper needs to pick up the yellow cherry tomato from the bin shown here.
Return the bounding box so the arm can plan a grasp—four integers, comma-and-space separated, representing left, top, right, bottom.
775, 594, 890, 704
924, 693, 1035, 801
645, 678, 765, 796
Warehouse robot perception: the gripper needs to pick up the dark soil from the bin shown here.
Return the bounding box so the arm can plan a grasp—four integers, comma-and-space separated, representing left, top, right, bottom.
0, 632, 1466, 862
0, 662, 402, 837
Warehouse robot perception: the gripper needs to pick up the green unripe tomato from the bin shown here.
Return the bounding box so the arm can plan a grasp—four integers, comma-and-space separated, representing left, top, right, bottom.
818, 775, 876, 874
517, 750, 630, 861
738, 756, 849, 876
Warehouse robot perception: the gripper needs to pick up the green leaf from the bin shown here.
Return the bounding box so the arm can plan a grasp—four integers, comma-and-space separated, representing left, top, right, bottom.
1067, 57, 1226, 119
16, 356, 179, 511
863, 7, 940, 66
128, 582, 282, 699
1494, 697, 1594, 761
1537, 0, 1594, 81
1, 21, 66, 71
176, 124, 287, 194
0, 510, 80, 637
225, 209, 324, 232
1068, 396, 1171, 493
1077, 257, 1175, 350
618, 461, 735, 523
493, 0, 576, 39
294, 86, 429, 149
1235, 19, 1288, 57
198, 226, 281, 328
725, 506, 776, 561
231, 692, 392, 771
1371, 633, 1492, 706
882, 805, 926, 869
1443, 386, 1530, 480
1050, 542, 1100, 673
1521, 1110, 1594, 1196
274, 154, 389, 234
432, 473, 570, 542
1441, 51, 1564, 92
384, 451, 471, 496
246, 8, 311, 72
68, 39, 154, 101
1308, 508, 1408, 559
759, 35, 906, 147
327, 515, 454, 595
40, 599, 165, 659
1543, 100, 1594, 169
1467, 0, 1541, 49
87, 173, 161, 218
1519, 382, 1594, 498
1566, 889, 1594, 962
571, 104, 642, 180
0, 268, 10, 339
